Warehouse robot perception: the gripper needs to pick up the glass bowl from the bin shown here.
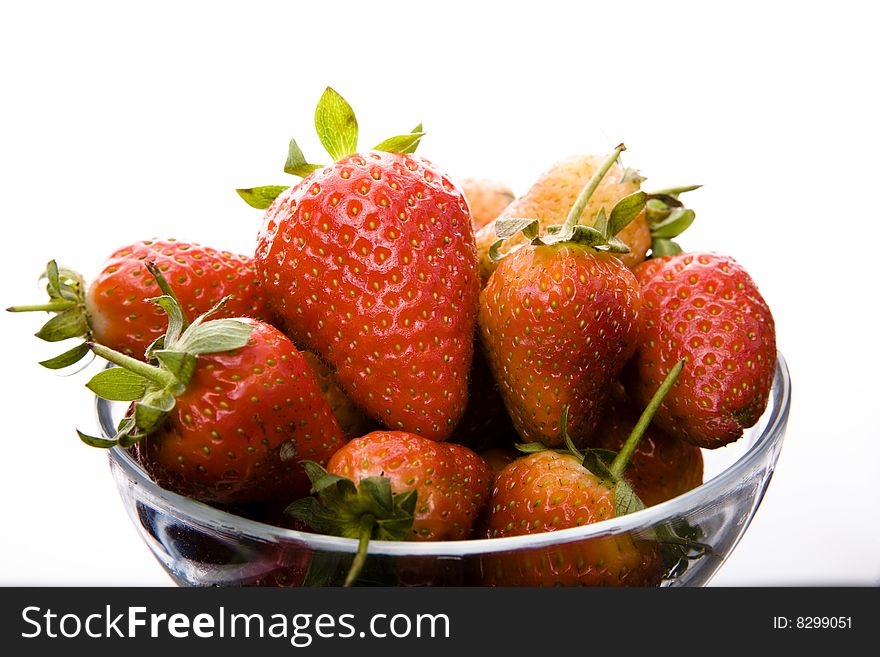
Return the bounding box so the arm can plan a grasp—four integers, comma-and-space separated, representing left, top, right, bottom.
101, 353, 790, 587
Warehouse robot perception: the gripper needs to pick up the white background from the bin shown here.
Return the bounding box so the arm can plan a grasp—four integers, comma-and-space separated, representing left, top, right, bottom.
1, 0, 878, 586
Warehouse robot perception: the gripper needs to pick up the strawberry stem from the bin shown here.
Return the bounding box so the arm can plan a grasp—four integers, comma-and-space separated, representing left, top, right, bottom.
344, 514, 376, 587
560, 143, 626, 233
609, 359, 684, 479
88, 342, 175, 388
146, 261, 191, 332
6, 300, 77, 313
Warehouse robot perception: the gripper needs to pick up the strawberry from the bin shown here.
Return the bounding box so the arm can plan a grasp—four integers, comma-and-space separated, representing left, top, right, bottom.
591, 396, 703, 507
288, 430, 490, 585
79, 281, 346, 505
325, 431, 490, 541
459, 177, 515, 231
479, 145, 644, 447
479, 361, 684, 586
474, 153, 651, 282
253, 89, 480, 441
8, 239, 268, 366
626, 252, 777, 448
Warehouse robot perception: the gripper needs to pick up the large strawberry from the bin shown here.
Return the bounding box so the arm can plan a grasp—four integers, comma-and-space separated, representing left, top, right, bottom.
79, 280, 346, 505
479, 145, 644, 447
289, 430, 490, 585
252, 89, 480, 441
8, 239, 268, 366
626, 252, 777, 448
479, 361, 684, 586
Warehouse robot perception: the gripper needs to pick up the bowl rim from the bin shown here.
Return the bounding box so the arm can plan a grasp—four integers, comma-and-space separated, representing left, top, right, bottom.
103, 352, 790, 556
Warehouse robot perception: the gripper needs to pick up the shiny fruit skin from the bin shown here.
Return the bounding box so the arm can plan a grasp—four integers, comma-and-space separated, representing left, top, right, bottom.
627, 252, 776, 448
474, 154, 650, 282
137, 318, 346, 505
327, 430, 491, 541
86, 239, 269, 359
459, 177, 515, 231
256, 151, 480, 442
591, 399, 704, 507
479, 243, 642, 447
480, 451, 661, 586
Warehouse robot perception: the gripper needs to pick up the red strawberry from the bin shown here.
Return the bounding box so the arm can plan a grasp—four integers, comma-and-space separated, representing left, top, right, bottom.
250, 88, 480, 442
626, 252, 777, 448
256, 150, 479, 441
591, 397, 704, 507
326, 431, 490, 541
8, 239, 269, 365
80, 290, 346, 506
480, 451, 662, 587
288, 431, 490, 585
479, 361, 684, 586
479, 145, 644, 447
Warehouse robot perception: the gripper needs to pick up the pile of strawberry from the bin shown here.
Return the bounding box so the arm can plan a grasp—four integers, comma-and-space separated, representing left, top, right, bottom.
10, 88, 776, 587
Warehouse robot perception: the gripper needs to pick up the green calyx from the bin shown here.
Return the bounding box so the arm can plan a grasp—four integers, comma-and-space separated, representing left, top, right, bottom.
286, 460, 417, 587
76, 263, 254, 449
7, 260, 94, 368
644, 184, 701, 257
489, 144, 649, 263
237, 86, 425, 210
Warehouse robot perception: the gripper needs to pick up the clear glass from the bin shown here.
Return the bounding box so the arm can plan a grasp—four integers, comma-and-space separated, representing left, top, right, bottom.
102, 353, 791, 587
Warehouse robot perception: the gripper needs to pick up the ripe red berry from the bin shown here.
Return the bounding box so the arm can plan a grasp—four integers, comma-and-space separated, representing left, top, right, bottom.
326, 431, 491, 541
627, 252, 777, 448
256, 151, 480, 441
9, 239, 269, 364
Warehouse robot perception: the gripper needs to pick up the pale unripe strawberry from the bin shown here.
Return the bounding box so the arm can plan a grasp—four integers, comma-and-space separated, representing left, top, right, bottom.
459, 177, 515, 231
474, 154, 650, 282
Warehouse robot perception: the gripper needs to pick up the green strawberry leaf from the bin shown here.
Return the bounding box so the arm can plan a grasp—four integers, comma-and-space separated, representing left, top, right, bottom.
650, 208, 695, 239
402, 123, 423, 154
174, 318, 253, 356
593, 207, 609, 238
153, 350, 197, 384
314, 86, 358, 161
149, 295, 187, 348
648, 184, 702, 198
38, 343, 91, 369
284, 138, 323, 178
236, 186, 290, 210
85, 367, 150, 401
651, 238, 683, 257
495, 217, 540, 240
581, 448, 618, 480
134, 398, 174, 434
564, 225, 606, 246
515, 441, 551, 454
614, 478, 647, 517
608, 190, 647, 236
34, 307, 89, 342
600, 236, 629, 254
77, 429, 118, 448
645, 198, 673, 224
373, 132, 426, 154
